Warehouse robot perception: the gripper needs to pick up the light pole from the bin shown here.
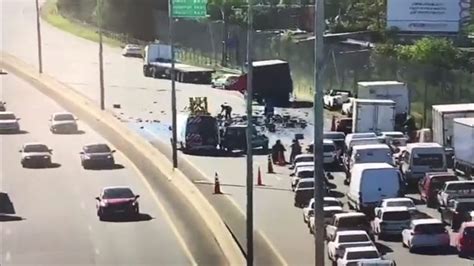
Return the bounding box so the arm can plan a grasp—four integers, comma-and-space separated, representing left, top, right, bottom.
313, 0, 326, 265
169, 0, 178, 168
246, 0, 254, 264
35, 0, 43, 74
98, 0, 105, 110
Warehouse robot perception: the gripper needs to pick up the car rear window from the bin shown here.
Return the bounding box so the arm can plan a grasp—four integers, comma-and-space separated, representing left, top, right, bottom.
386, 201, 414, 208
297, 156, 314, 163
298, 181, 314, 189
463, 227, 474, 238
339, 216, 369, 227
382, 211, 410, 221
324, 210, 343, 218
324, 144, 335, 152
0, 113, 16, 120
298, 171, 314, 178
346, 250, 379, 260
414, 223, 446, 234
339, 234, 370, 243
324, 200, 341, 207
446, 182, 474, 192
457, 202, 474, 212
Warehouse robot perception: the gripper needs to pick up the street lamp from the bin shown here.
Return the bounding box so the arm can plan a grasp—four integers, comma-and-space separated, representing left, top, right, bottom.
35, 0, 43, 74
98, 0, 105, 110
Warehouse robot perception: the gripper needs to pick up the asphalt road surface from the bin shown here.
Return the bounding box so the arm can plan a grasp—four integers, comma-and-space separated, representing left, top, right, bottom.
0, 73, 194, 265
2, 0, 471, 265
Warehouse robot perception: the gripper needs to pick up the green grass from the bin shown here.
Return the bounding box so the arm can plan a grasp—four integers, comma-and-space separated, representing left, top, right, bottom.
41, 0, 122, 47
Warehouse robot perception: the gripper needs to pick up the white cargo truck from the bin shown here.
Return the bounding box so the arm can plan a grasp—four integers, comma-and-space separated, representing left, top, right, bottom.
453, 117, 474, 178
357, 81, 409, 116
352, 99, 396, 133
432, 103, 474, 147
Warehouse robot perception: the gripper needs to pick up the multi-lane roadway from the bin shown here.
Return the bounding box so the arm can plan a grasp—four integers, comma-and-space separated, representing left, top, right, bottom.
2, 0, 472, 264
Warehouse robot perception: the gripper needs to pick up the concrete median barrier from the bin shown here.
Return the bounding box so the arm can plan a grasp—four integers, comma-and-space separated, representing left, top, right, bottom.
1, 52, 245, 266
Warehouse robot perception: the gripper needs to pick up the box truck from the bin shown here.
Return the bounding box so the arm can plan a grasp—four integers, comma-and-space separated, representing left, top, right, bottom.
453, 117, 474, 178
352, 99, 396, 133
432, 103, 474, 147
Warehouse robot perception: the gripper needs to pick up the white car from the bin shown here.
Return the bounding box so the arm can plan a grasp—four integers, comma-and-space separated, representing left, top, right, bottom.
402, 218, 450, 252
324, 90, 352, 110
50, 112, 78, 133
0, 111, 20, 133
309, 206, 345, 234
336, 246, 381, 266
20, 143, 53, 168
303, 197, 343, 223
374, 198, 417, 216
323, 139, 338, 165
121, 44, 142, 58
327, 230, 374, 262
372, 207, 411, 239
211, 74, 239, 89
289, 154, 313, 170
291, 166, 314, 191
341, 98, 354, 116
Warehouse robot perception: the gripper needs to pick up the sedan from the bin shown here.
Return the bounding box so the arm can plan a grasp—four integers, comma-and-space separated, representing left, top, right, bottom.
96, 186, 140, 220
0, 111, 20, 133
50, 112, 78, 133
80, 143, 116, 169
121, 44, 143, 58
20, 143, 53, 168
402, 218, 450, 253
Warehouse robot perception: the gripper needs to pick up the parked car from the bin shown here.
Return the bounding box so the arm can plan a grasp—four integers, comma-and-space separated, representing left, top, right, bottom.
49, 112, 78, 133
0, 111, 20, 133
309, 206, 345, 234
399, 143, 447, 185
95, 186, 140, 220
80, 143, 116, 169
335, 117, 353, 135
402, 218, 450, 253
374, 198, 417, 216
211, 74, 239, 89
289, 154, 313, 170
291, 166, 314, 191
437, 180, 474, 207
303, 197, 343, 223
372, 207, 411, 239
324, 89, 352, 110
326, 212, 374, 241
418, 172, 458, 207
19, 143, 53, 168
323, 139, 338, 166
294, 178, 315, 207
440, 198, 474, 230
455, 221, 474, 257
121, 44, 143, 58
327, 230, 374, 262
335, 246, 382, 266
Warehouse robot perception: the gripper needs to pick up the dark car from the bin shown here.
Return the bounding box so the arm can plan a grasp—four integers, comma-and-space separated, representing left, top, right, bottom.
418, 172, 458, 207
20, 143, 53, 168
220, 124, 268, 153
96, 186, 140, 220
440, 198, 474, 230
80, 143, 116, 169
335, 118, 352, 135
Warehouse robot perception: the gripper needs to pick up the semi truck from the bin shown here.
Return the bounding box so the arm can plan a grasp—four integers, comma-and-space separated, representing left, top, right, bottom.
352, 99, 396, 133
453, 117, 474, 178
227, 60, 293, 107
143, 43, 215, 84
357, 81, 409, 129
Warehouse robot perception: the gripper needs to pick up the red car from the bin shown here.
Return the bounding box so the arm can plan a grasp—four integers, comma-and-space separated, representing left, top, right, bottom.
456, 221, 474, 257
96, 186, 140, 220
418, 172, 458, 207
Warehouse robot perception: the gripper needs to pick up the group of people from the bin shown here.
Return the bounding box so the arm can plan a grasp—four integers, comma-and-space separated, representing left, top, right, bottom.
271, 138, 302, 165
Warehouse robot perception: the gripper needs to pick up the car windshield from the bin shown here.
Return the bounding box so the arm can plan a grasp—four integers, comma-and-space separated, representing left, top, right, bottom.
84, 144, 111, 153
431, 177, 457, 189
323, 144, 335, 152
386, 201, 414, 208
187, 116, 218, 137
457, 202, 474, 212
339, 234, 370, 243
412, 153, 444, 168
382, 211, 410, 221
54, 114, 74, 121
346, 250, 379, 260
325, 210, 343, 218
24, 144, 49, 152
446, 183, 474, 193
103, 188, 134, 199
414, 223, 446, 234
324, 133, 345, 140
324, 200, 340, 207
298, 170, 314, 178
296, 156, 313, 164
298, 181, 314, 189
339, 216, 369, 227
0, 113, 16, 120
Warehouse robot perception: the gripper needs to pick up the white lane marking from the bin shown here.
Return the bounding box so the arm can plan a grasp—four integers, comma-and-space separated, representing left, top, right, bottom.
120, 153, 198, 266
5, 251, 11, 261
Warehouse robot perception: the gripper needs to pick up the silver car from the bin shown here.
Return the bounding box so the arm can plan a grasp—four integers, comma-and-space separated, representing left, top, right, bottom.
20, 143, 53, 168
0, 111, 20, 133
50, 112, 78, 133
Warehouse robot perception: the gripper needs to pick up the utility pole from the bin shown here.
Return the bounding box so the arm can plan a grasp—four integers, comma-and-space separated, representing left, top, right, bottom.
169, 0, 178, 168
35, 0, 43, 74
245, 0, 254, 263
313, 0, 325, 265
98, 0, 105, 110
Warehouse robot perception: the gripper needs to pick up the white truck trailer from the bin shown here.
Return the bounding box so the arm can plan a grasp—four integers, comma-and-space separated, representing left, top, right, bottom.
453, 117, 474, 178
432, 103, 474, 147
352, 99, 396, 133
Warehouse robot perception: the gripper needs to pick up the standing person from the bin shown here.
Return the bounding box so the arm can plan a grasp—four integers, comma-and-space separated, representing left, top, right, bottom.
271, 139, 286, 163
220, 103, 232, 120
403, 114, 417, 142
290, 139, 302, 164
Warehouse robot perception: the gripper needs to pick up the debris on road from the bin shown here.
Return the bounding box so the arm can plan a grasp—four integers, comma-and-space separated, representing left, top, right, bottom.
113, 103, 121, 109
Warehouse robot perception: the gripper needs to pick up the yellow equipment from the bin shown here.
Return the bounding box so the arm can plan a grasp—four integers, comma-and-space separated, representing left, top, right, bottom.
189, 97, 209, 115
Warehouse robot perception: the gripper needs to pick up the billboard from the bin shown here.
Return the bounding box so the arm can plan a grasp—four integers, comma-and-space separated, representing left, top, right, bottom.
387, 0, 471, 32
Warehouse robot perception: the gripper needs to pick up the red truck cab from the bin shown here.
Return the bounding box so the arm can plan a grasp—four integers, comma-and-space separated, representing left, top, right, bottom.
418, 172, 458, 207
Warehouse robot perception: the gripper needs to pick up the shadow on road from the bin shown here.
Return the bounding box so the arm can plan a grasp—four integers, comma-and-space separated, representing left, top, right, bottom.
0, 130, 29, 135
183, 148, 269, 158
23, 162, 62, 169
0, 193, 15, 214
375, 242, 394, 255
410, 246, 458, 256
328, 190, 345, 198
102, 213, 153, 223
0, 215, 25, 222
87, 164, 125, 170
378, 234, 402, 242
53, 130, 86, 135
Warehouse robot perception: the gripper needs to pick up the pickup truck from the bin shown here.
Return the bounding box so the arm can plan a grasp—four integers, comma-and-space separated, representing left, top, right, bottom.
440, 198, 474, 230
326, 212, 374, 241
324, 90, 352, 110
437, 180, 474, 207
335, 246, 382, 266
327, 230, 374, 262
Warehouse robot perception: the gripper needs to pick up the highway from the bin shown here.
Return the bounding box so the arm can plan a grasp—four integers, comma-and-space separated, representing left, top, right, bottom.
2, 0, 472, 265
0, 73, 199, 265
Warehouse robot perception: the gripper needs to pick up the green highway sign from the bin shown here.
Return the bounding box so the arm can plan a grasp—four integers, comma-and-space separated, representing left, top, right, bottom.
172, 0, 208, 18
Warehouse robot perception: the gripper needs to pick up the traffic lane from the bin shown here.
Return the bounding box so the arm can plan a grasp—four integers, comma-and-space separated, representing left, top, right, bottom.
0, 74, 193, 265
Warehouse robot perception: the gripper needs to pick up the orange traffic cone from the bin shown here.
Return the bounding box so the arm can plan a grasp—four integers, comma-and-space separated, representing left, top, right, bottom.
277, 152, 286, 166
214, 172, 222, 194
267, 154, 275, 173
257, 167, 264, 186
331, 115, 336, 131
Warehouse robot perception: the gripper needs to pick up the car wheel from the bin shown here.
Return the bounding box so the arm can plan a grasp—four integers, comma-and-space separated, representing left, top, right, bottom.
82, 161, 89, 169
21, 161, 26, 168
408, 243, 415, 253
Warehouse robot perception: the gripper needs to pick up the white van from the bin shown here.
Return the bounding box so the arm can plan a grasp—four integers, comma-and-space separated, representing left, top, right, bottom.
176, 113, 219, 152
345, 144, 394, 184
323, 139, 338, 165
343, 138, 381, 174
399, 143, 447, 184
347, 163, 404, 212
344, 133, 378, 149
